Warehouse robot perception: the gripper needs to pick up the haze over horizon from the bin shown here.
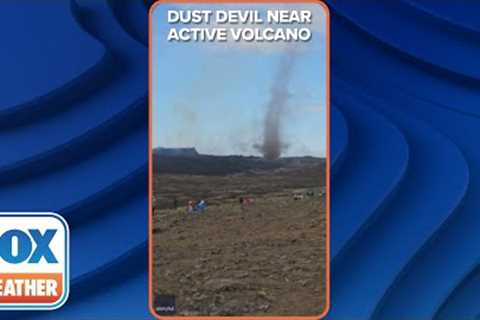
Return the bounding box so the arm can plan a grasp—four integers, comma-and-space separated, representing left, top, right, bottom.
154, 145, 326, 159
152, 4, 327, 158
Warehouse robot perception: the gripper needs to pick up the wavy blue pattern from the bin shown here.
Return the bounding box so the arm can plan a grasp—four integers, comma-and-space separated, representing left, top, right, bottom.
0, 2, 113, 129
405, 0, 480, 34
329, 1, 480, 81
108, 0, 149, 45
327, 1, 480, 319
331, 90, 409, 260
370, 85, 480, 320
330, 105, 348, 175
331, 77, 469, 319
0, 1, 106, 112
435, 263, 480, 320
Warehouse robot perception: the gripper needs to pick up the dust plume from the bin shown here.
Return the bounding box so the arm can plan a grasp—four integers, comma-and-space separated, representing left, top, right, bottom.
254, 53, 296, 160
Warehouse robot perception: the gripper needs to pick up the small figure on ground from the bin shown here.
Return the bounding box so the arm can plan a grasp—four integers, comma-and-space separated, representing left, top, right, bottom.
294, 193, 304, 200
195, 200, 207, 213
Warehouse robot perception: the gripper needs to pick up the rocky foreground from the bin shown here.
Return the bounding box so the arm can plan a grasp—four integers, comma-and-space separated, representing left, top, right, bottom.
153, 191, 326, 316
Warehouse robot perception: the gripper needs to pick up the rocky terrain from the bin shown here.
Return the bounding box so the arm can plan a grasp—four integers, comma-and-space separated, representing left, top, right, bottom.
152, 152, 327, 316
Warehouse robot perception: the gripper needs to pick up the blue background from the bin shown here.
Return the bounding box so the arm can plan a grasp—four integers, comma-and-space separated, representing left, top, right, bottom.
1, 0, 480, 319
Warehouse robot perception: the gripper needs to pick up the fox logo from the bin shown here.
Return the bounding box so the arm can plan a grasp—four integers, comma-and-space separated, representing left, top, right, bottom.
0, 213, 69, 310
0, 229, 58, 264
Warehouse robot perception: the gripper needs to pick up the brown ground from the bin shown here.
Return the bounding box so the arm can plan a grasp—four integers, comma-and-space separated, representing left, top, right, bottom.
152, 163, 326, 316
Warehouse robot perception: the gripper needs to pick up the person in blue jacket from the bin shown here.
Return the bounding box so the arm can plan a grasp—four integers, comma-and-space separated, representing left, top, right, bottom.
194, 200, 207, 213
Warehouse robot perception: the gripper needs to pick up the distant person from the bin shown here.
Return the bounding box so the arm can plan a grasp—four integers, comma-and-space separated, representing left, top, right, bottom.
173, 198, 178, 209
294, 193, 304, 200
195, 200, 207, 213
240, 197, 254, 210
187, 200, 194, 213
